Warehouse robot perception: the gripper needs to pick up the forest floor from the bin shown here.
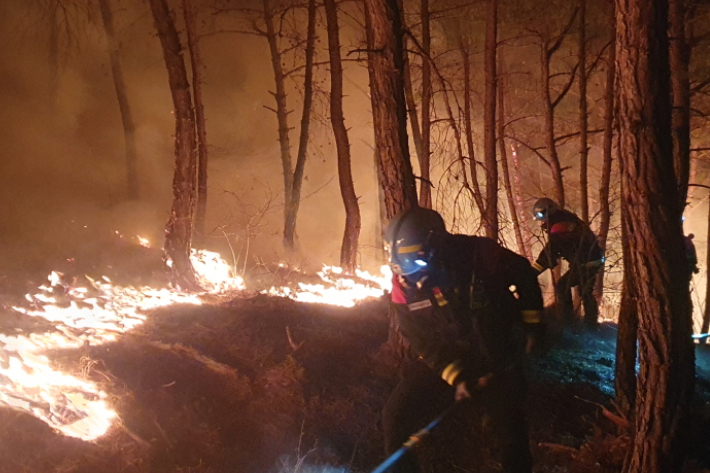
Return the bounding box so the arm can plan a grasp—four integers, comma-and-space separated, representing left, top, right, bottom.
1, 234, 710, 473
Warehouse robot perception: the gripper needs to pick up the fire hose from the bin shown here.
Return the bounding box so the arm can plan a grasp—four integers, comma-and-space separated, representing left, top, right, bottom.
369, 399, 465, 473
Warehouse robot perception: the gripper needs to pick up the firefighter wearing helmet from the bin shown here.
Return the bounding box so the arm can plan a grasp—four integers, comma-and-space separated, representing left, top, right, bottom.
382, 206, 544, 473
531, 197, 604, 328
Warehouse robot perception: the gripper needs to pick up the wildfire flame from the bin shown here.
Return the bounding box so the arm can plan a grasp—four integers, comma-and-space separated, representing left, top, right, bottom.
0, 245, 388, 441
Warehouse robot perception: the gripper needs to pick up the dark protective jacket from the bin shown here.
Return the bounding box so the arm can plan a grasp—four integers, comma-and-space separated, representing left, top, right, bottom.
532, 208, 603, 273
391, 234, 543, 387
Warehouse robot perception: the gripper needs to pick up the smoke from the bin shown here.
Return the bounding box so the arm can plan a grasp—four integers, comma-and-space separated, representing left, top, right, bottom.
0, 0, 384, 279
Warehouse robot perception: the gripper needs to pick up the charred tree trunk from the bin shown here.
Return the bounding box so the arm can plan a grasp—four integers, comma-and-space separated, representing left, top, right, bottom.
182, 0, 208, 238
364, 0, 418, 219
419, 0, 432, 208
578, 0, 589, 223
510, 143, 532, 258
669, 0, 691, 208
616, 0, 695, 470
498, 57, 526, 257
98, 0, 138, 200
325, 0, 360, 273
149, 0, 199, 290
263, 0, 294, 226
483, 0, 498, 240
596, 19, 616, 301
283, 0, 317, 250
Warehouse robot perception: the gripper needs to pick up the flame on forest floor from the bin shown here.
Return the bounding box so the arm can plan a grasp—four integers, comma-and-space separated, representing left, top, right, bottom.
0, 242, 390, 441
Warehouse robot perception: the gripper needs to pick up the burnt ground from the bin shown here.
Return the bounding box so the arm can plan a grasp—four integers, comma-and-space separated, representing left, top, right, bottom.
1, 239, 710, 473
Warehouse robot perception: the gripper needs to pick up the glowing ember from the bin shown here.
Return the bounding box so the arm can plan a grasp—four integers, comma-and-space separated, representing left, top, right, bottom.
137, 236, 151, 248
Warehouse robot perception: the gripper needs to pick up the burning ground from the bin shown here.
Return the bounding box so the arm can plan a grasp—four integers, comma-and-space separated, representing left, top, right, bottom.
1, 238, 710, 473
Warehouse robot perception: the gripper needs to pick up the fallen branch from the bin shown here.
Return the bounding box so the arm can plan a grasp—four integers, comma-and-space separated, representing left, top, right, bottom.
538, 442, 579, 456
286, 325, 303, 351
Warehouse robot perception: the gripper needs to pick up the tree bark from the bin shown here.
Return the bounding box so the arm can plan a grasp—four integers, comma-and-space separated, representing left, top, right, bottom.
148, 0, 199, 290
263, 0, 294, 225
615, 222, 637, 418
364, 0, 418, 220
483, 0, 499, 240
98, 0, 138, 200
578, 0, 589, 223
182, 0, 208, 238
283, 0, 317, 250
325, 0, 360, 273
615, 0, 695, 471
669, 0, 691, 209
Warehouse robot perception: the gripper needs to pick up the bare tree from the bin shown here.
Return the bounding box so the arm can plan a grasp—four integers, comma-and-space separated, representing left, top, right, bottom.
149, 0, 200, 290
498, 55, 527, 257
482, 0, 499, 239
615, 0, 695, 471
98, 0, 138, 200
578, 0, 589, 222
537, 8, 578, 208
324, 0, 360, 273
182, 0, 209, 239
283, 0, 317, 250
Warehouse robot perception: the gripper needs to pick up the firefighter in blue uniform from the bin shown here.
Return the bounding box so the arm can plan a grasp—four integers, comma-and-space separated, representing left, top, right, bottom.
382, 206, 544, 473
530, 197, 604, 328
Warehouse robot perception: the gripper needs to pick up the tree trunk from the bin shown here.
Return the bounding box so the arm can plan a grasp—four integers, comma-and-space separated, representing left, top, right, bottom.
615, 0, 695, 470
419, 0, 432, 208
148, 0, 200, 290
669, 0, 691, 209
182, 0, 208, 239
403, 50, 423, 185
596, 18, 616, 301
510, 143, 532, 258
483, 0, 498, 240
98, 0, 138, 200
498, 57, 525, 257
283, 0, 317, 250
364, 0, 418, 219
325, 0, 360, 273
578, 0, 589, 223
263, 0, 294, 226
460, 40, 486, 219
615, 223, 637, 418
48, 1, 59, 111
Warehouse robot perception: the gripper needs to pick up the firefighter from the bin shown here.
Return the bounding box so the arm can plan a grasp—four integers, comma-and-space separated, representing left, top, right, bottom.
530, 197, 604, 328
382, 206, 544, 473
684, 232, 699, 285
